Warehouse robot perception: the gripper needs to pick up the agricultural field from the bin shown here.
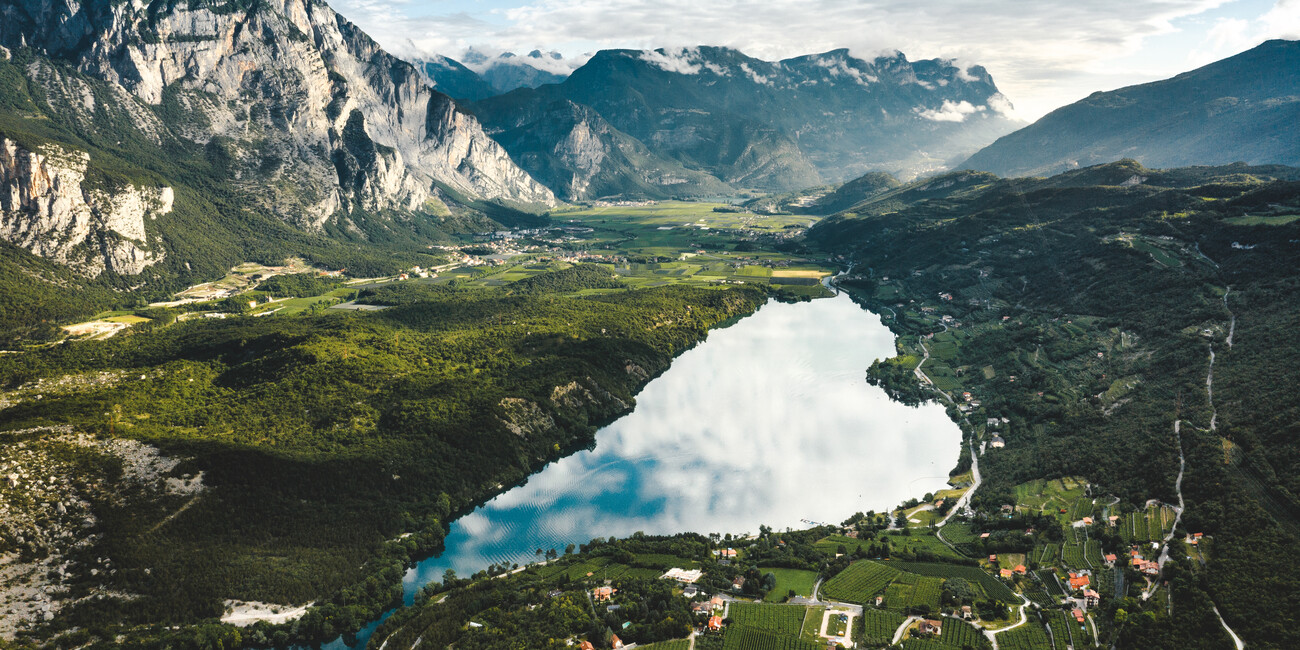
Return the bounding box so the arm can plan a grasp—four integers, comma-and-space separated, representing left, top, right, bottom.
891, 562, 1019, 603
1036, 544, 1060, 566
1013, 477, 1089, 512
728, 603, 807, 635
1044, 609, 1077, 650
1061, 543, 1088, 570
814, 534, 872, 556
857, 609, 906, 646
940, 521, 980, 545
761, 568, 819, 602
1038, 570, 1067, 597
722, 626, 823, 650
821, 561, 899, 603
995, 621, 1053, 650
1223, 213, 1300, 226
1085, 540, 1105, 568
882, 575, 943, 612
641, 640, 693, 650
940, 619, 993, 649
889, 529, 967, 560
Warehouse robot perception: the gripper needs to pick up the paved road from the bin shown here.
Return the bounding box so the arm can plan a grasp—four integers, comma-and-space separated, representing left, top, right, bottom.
986, 594, 1032, 650
891, 616, 920, 645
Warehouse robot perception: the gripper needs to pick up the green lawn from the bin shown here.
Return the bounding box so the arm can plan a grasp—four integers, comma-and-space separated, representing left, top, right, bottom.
762, 568, 819, 602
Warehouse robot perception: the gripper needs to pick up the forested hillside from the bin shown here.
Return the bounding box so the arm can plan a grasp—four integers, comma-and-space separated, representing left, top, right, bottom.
0, 281, 766, 647
808, 160, 1300, 648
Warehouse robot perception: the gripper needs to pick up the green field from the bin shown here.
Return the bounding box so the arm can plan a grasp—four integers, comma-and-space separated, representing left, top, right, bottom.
641, 640, 693, 650
857, 609, 906, 646
722, 626, 823, 650
1224, 213, 1300, 226
762, 568, 819, 602
728, 603, 807, 635
996, 621, 1053, 650
891, 562, 1019, 603
821, 561, 899, 603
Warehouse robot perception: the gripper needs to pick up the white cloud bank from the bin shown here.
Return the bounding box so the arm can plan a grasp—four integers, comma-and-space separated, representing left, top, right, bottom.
915, 99, 985, 122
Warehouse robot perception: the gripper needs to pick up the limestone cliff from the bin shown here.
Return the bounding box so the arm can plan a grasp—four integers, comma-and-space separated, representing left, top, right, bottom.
0, 0, 554, 229
0, 138, 172, 276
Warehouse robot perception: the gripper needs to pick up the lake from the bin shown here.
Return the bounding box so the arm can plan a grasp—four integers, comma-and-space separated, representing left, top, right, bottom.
327, 291, 961, 648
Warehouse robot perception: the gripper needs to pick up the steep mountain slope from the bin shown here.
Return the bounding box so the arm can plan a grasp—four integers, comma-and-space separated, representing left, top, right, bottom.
476, 96, 732, 200
812, 172, 901, 214
0, 0, 554, 229
809, 160, 1300, 649
470, 46, 1020, 199
962, 39, 1300, 177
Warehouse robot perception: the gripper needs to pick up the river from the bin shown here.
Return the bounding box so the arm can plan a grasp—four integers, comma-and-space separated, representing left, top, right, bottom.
326, 291, 962, 649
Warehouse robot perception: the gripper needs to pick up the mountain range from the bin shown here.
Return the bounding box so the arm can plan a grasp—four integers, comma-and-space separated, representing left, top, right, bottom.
449, 46, 1022, 200
0, 0, 554, 283
962, 39, 1300, 177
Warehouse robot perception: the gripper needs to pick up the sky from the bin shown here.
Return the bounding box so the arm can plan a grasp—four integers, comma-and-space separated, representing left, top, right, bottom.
333, 0, 1300, 120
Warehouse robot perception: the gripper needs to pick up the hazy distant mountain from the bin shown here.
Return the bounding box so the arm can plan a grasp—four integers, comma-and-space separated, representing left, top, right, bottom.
470, 46, 1021, 199
462, 49, 572, 94
962, 39, 1300, 177
475, 96, 733, 200
417, 54, 499, 102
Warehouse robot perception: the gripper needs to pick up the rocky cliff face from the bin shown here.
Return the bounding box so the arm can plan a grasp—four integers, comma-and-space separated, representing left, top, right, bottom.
0, 0, 554, 230
0, 138, 172, 276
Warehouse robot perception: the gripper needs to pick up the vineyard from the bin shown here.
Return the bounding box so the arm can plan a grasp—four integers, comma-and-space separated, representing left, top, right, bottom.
1061, 543, 1088, 570
722, 627, 824, 650
857, 610, 906, 646
822, 561, 899, 603
900, 639, 961, 650
1038, 570, 1066, 597
892, 562, 1019, 603
1084, 540, 1105, 568
1036, 543, 1060, 565
1043, 610, 1077, 650
642, 640, 692, 650
940, 522, 980, 544
995, 621, 1053, 650
1119, 506, 1174, 544
939, 619, 992, 649
728, 603, 806, 635
1024, 582, 1056, 607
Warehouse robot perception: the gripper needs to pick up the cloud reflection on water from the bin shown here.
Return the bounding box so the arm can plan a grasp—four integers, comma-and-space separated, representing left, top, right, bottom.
403, 294, 961, 596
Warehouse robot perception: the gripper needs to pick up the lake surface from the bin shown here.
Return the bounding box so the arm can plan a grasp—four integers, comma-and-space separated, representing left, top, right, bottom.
328, 291, 961, 648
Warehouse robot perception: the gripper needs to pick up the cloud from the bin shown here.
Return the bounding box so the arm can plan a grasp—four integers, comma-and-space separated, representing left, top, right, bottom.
637, 46, 728, 75
739, 62, 773, 85
813, 55, 878, 86
986, 92, 1017, 117
915, 99, 985, 122
330, 0, 1269, 120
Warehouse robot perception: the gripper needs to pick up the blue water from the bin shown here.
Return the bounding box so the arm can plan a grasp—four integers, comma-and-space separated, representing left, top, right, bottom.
326, 293, 961, 649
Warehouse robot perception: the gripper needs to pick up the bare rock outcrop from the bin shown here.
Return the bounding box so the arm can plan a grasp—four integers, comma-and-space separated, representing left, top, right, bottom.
0, 138, 171, 276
